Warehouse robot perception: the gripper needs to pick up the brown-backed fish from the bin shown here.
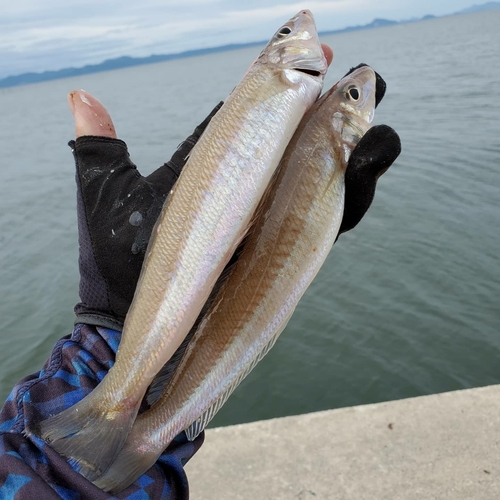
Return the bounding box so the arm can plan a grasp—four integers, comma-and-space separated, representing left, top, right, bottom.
93, 65, 378, 493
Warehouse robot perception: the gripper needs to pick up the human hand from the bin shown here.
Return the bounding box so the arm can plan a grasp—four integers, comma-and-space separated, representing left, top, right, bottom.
71, 66, 399, 333
339, 63, 401, 235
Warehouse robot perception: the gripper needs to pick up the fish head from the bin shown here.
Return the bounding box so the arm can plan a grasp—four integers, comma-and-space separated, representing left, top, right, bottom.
326, 64, 378, 147
263, 10, 327, 88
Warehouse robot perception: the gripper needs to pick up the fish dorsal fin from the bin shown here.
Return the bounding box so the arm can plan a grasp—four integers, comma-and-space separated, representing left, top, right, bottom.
185, 312, 292, 441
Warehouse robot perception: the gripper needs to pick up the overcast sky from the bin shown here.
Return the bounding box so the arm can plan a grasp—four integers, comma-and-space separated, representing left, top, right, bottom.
0, 0, 481, 79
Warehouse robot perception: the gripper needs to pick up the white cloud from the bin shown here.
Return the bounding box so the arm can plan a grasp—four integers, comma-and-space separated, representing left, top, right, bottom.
0, 0, 479, 79
1, 25, 127, 52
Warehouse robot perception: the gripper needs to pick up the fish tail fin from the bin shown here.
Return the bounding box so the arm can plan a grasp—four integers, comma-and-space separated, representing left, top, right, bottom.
31, 392, 142, 481
93, 439, 159, 494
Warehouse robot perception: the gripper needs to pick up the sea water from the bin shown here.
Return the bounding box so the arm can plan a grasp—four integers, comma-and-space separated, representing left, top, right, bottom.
0, 10, 499, 427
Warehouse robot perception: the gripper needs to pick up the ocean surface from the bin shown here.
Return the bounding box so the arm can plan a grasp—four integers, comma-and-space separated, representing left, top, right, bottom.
0, 10, 499, 429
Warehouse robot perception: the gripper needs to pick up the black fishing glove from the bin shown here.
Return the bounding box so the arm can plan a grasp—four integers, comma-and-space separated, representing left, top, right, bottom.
340, 123, 401, 235
72, 102, 223, 330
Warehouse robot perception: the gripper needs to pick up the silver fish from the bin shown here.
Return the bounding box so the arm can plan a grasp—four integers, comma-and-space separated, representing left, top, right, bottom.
93, 65, 378, 493
33, 10, 327, 480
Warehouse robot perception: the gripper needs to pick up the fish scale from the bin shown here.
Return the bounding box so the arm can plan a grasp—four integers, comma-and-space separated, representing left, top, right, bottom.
93, 64, 378, 494
33, 9, 327, 483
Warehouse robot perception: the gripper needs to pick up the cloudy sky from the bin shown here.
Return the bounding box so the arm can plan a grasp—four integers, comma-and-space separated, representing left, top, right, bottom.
0, 0, 481, 79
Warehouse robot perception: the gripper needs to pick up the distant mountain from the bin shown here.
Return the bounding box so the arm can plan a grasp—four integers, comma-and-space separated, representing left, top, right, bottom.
1, 2, 499, 89
457, 1, 500, 14
0, 43, 264, 89
321, 17, 398, 36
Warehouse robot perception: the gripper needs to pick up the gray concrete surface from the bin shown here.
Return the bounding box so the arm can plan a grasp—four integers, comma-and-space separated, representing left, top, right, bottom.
186, 385, 500, 499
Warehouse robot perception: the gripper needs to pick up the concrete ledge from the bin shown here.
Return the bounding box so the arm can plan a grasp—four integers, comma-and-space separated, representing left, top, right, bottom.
186, 385, 500, 499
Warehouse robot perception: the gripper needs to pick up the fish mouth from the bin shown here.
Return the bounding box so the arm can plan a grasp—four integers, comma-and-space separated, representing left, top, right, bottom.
290, 55, 328, 79
295, 68, 322, 77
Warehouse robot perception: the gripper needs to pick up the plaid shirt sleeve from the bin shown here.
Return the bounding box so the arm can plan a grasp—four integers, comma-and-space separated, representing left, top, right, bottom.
0, 323, 204, 499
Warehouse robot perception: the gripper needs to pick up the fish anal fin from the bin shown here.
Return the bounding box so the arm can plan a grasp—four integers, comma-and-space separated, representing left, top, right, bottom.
184, 317, 289, 441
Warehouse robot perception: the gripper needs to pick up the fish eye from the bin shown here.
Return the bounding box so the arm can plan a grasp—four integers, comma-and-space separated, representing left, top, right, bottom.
347, 87, 360, 101
277, 26, 292, 37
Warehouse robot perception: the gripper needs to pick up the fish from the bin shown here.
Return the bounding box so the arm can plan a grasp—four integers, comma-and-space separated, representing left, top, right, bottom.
92, 64, 378, 494
32, 10, 327, 480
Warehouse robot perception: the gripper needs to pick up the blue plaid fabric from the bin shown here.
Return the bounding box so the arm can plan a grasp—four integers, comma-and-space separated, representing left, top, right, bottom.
0, 323, 204, 499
